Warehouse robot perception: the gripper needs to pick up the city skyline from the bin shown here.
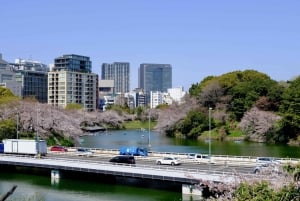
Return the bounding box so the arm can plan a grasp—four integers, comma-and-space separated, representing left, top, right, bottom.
1, 0, 300, 91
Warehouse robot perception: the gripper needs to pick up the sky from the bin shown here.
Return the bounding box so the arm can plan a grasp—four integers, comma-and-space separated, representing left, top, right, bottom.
1, 0, 300, 91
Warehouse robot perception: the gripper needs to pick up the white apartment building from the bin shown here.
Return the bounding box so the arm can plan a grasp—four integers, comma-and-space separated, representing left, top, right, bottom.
150, 87, 186, 108
48, 71, 98, 111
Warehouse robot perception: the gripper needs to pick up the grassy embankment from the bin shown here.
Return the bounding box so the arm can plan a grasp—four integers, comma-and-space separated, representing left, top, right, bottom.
122, 120, 157, 130
123, 120, 245, 141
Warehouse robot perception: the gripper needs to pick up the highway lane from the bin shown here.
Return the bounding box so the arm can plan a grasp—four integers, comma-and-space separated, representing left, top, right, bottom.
46, 152, 258, 175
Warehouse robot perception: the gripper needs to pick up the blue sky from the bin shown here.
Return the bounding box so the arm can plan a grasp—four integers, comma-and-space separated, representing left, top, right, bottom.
1, 0, 299, 91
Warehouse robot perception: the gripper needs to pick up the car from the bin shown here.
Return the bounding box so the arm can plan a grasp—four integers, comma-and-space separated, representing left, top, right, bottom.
76, 148, 94, 157
256, 157, 280, 165
109, 155, 136, 164
194, 154, 214, 164
156, 157, 181, 166
187, 153, 196, 159
253, 163, 280, 174
50, 146, 68, 152
188, 153, 214, 164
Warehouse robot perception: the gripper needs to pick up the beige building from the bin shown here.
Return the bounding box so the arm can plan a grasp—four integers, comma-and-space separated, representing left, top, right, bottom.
48, 71, 98, 111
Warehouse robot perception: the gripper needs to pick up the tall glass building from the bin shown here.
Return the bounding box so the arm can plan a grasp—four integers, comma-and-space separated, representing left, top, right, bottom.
11, 58, 49, 103
101, 62, 130, 94
138, 63, 172, 95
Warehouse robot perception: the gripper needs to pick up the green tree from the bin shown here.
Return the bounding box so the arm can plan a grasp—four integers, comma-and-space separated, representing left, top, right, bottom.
278, 76, 300, 142
189, 76, 215, 97
228, 71, 278, 120
0, 86, 17, 104
233, 182, 276, 200
178, 110, 214, 139
0, 119, 17, 141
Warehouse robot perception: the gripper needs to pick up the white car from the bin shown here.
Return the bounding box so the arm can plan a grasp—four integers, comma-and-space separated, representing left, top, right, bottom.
256, 157, 280, 165
188, 153, 214, 164
76, 148, 94, 157
156, 157, 181, 166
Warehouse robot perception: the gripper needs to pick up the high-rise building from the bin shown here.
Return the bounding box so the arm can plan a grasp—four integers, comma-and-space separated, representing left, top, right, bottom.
0, 54, 22, 96
138, 63, 172, 103
53, 54, 92, 73
12, 58, 49, 103
101, 62, 130, 94
48, 54, 98, 111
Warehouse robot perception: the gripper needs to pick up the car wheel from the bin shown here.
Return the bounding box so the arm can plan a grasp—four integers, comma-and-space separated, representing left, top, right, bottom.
157, 161, 161, 165
171, 162, 175, 166
254, 169, 260, 174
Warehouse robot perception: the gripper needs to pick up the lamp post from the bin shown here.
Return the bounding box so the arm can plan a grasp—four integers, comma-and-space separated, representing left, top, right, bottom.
36, 107, 39, 141
16, 112, 19, 139
209, 107, 212, 163
36, 107, 40, 157
148, 111, 151, 148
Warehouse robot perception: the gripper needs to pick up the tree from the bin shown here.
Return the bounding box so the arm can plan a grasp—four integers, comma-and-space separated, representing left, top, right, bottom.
199, 80, 224, 108
0, 119, 16, 141
0, 87, 17, 105
178, 110, 214, 139
278, 76, 300, 141
239, 107, 280, 143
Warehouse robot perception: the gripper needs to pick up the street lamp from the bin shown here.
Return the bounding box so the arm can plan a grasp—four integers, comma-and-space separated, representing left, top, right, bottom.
16, 112, 19, 139
209, 107, 212, 162
36, 106, 40, 157
148, 111, 151, 148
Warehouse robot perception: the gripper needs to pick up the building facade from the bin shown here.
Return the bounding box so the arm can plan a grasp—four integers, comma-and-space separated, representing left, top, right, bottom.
138, 63, 172, 104
101, 62, 130, 94
12, 59, 49, 102
48, 54, 98, 111
98, 79, 115, 111
53, 54, 92, 73
0, 54, 22, 96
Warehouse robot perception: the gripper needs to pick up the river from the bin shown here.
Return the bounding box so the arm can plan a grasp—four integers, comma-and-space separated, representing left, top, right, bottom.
80, 129, 300, 158
1, 129, 299, 201
0, 171, 181, 201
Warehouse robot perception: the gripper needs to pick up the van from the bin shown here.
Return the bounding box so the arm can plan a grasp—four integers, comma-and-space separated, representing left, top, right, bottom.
109, 155, 136, 164
189, 153, 214, 164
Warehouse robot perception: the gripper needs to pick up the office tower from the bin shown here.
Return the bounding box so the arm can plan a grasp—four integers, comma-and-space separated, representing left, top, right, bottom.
101, 62, 130, 94
10, 58, 48, 102
138, 63, 172, 98
0, 54, 22, 96
48, 54, 98, 111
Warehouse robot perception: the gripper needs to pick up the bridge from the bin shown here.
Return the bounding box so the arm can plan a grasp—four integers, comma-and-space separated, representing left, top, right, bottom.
0, 154, 238, 182
0, 150, 297, 198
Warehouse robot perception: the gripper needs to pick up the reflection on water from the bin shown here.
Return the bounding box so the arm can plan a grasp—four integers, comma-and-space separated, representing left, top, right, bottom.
0, 172, 181, 201
81, 130, 300, 158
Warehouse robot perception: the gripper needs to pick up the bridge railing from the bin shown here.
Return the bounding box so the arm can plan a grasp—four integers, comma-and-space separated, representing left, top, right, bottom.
49, 146, 300, 165
0, 153, 288, 184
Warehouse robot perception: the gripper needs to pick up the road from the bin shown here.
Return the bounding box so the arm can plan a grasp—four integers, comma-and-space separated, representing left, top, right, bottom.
46, 151, 258, 175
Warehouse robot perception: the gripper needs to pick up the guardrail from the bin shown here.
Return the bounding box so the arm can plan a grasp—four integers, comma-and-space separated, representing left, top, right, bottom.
61, 146, 300, 164
0, 153, 252, 177
0, 153, 288, 184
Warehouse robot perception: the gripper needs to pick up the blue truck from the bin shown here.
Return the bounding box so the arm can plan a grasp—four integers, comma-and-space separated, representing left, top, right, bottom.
0, 143, 3, 153
119, 146, 148, 156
